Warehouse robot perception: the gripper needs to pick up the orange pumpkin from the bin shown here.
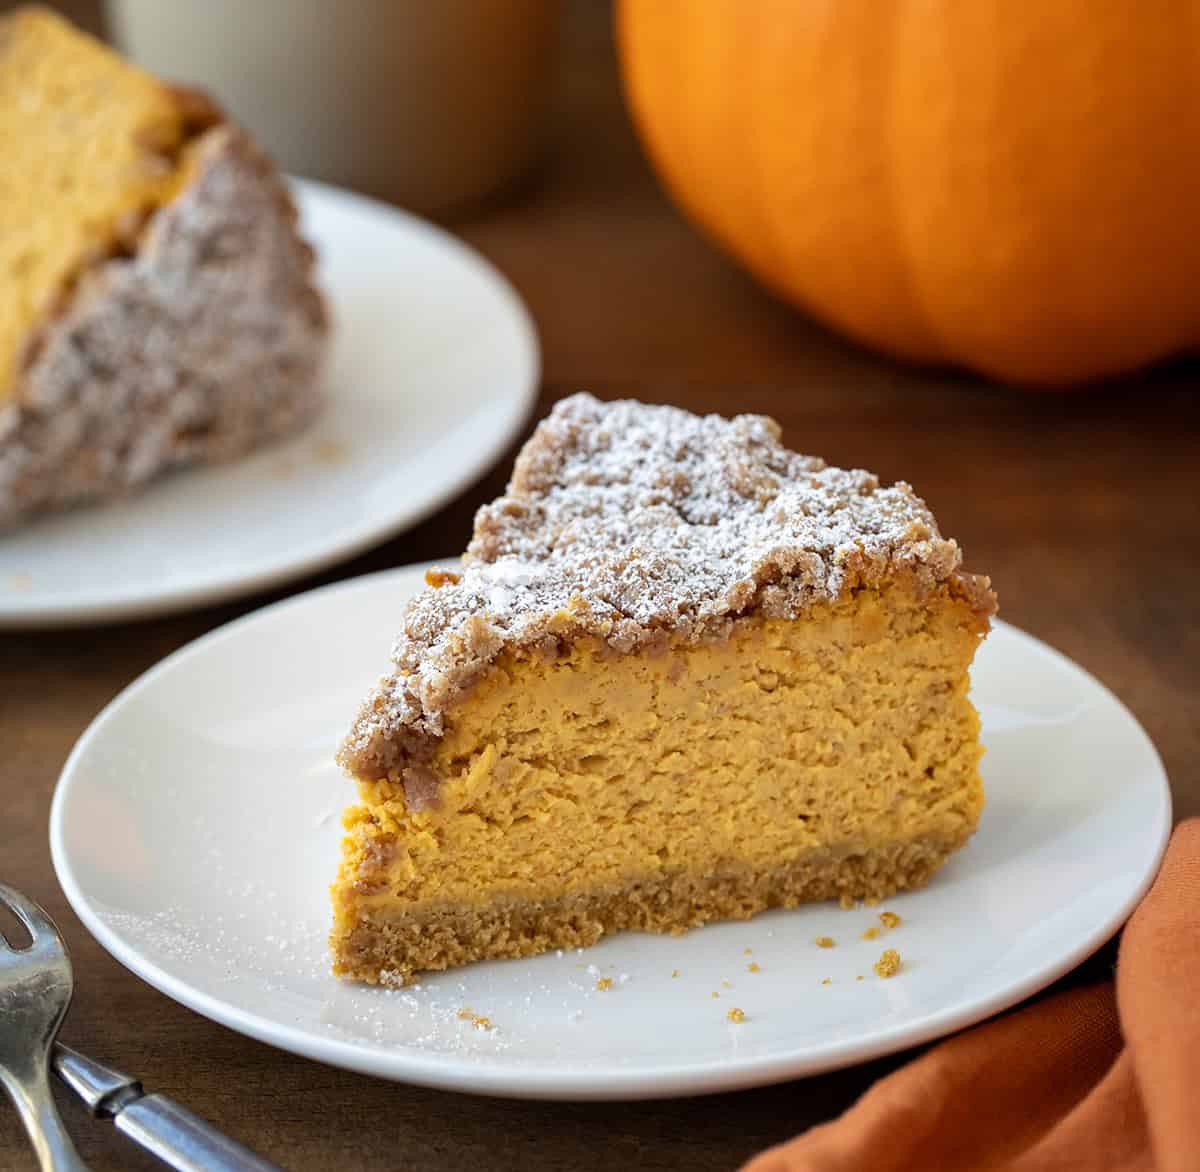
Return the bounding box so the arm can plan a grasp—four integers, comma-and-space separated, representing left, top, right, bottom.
617, 1, 1200, 386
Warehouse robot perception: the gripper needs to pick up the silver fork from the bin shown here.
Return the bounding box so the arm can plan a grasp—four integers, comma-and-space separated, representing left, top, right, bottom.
0, 883, 89, 1172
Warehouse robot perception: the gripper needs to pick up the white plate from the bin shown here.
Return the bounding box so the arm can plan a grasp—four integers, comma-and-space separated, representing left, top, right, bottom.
50, 565, 1171, 1101
0, 182, 538, 628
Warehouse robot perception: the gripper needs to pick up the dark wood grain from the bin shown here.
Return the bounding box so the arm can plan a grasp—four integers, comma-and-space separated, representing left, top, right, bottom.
2, 2, 1197, 1169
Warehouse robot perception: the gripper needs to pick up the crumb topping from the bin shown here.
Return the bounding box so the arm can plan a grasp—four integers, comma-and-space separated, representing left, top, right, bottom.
340, 394, 995, 792
879, 911, 902, 929
815, 936, 836, 949
726, 1007, 746, 1023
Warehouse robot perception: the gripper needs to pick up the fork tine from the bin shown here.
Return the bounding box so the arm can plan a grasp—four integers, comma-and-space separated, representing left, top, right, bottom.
0, 883, 63, 948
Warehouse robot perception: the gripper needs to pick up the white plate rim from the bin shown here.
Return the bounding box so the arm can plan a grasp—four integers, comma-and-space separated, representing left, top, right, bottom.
49, 570, 1173, 1100
0, 180, 539, 630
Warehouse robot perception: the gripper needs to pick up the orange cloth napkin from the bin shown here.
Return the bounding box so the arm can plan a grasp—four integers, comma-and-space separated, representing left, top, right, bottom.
744, 820, 1199, 1172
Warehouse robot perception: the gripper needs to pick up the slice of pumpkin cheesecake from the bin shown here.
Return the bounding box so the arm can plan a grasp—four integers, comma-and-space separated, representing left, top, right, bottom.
332, 394, 996, 984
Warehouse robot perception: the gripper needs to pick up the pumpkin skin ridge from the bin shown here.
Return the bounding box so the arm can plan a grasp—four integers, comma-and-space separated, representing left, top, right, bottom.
750, 0, 949, 367
615, 2, 786, 302
885, 0, 1200, 386
618, 0, 1200, 388
617, 0, 949, 371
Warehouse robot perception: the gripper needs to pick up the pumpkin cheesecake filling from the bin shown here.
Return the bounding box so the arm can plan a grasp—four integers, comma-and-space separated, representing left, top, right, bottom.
332, 394, 996, 984
0, 5, 191, 402
335, 585, 986, 983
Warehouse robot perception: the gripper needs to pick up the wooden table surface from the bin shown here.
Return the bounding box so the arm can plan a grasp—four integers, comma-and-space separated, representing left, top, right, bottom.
3, 4, 1197, 1169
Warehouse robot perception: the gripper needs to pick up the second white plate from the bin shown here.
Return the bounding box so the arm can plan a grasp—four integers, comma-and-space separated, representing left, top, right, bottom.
0, 181, 538, 628
50, 565, 1171, 1100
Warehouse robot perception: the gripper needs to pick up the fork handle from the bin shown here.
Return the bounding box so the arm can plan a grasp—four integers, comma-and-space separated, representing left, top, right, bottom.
0, 1062, 90, 1172
114, 1094, 281, 1172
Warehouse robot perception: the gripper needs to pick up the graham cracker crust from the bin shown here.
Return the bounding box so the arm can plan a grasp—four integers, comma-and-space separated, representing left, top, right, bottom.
331, 834, 965, 985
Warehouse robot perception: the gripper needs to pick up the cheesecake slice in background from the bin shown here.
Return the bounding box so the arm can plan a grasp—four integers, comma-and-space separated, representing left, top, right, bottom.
0, 6, 328, 526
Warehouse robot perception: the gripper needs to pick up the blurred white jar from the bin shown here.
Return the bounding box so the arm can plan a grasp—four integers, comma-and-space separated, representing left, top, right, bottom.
107, 0, 560, 216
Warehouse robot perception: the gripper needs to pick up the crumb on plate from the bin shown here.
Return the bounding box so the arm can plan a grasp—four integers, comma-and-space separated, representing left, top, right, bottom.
456, 1008, 493, 1030
314, 439, 349, 464
874, 949, 902, 979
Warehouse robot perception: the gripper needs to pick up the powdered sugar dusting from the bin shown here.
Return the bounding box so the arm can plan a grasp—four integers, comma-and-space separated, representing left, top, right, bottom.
340, 394, 988, 786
